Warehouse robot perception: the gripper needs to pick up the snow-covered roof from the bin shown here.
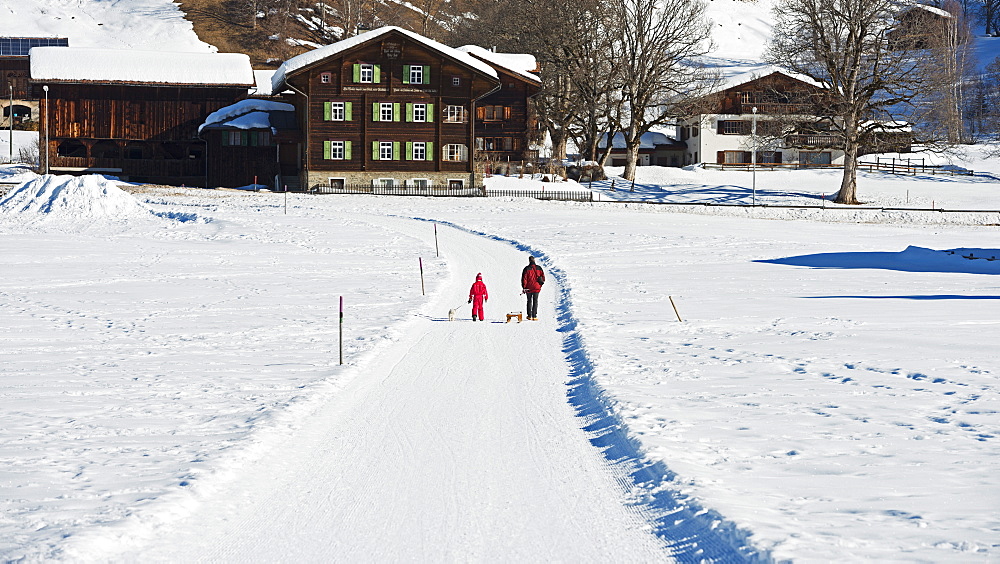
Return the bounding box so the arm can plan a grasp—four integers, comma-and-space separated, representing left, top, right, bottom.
456, 45, 540, 84
272, 26, 499, 92
903, 3, 953, 18
199, 99, 295, 134
599, 132, 681, 150
252, 70, 277, 96
713, 64, 824, 94
30, 47, 254, 86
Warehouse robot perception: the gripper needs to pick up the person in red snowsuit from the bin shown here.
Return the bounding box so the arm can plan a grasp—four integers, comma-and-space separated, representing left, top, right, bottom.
521, 256, 545, 320
468, 273, 488, 321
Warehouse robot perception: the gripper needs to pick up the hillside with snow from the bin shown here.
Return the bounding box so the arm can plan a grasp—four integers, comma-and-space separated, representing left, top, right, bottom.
0, 0, 213, 52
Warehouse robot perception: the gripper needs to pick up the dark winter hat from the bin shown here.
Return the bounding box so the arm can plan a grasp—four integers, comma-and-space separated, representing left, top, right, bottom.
528, 256, 536, 264
476, 273, 482, 279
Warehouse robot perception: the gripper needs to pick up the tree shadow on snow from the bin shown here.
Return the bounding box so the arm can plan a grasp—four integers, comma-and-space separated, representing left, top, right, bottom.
756, 246, 1000, 276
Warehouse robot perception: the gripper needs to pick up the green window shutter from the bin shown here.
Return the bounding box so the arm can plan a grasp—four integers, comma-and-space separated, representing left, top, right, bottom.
405, 141, 413, 161
345, 141, 352, 160
372, 141, 379, 160
241, 131, 248, 146
372, 102, 379, 122
425, 141, 433, 161
427, 103, 434, 122
353, 64, 361, 83
324, 102, 331, 121
345, 102, 352, 121
393, 141, 400, 160
406, 103, 413, 122
323, 140, 331, 160
423, 66, 431, 84
374, 65, 381, 83
403, 65, 410, 84
393, 103, 400, 122
221, 132, 229, 146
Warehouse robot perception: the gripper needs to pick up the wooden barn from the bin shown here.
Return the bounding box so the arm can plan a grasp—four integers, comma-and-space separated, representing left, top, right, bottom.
199, 99, 299, 189
30, 47, 254, 186
271, 26, 504, 190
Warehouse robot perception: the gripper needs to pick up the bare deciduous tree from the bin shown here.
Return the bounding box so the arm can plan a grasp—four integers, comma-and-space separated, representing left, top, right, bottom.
770, 0, 926, 204
611, 0, 714, 181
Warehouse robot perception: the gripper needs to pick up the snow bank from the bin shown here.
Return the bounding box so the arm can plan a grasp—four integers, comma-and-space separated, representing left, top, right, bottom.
0, 175, 153, 222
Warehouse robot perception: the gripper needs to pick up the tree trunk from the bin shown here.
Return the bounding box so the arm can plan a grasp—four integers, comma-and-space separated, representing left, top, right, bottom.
622, 139, 641, 181
835, 140, 860, 205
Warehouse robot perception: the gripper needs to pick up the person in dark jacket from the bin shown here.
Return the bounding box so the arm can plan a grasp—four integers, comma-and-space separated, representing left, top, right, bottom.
520, 256, 545, 321
468, 273, 488, 321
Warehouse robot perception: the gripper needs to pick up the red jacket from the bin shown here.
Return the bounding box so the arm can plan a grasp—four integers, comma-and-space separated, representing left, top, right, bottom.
469, 280, 488, 301
521, 264, 545, 293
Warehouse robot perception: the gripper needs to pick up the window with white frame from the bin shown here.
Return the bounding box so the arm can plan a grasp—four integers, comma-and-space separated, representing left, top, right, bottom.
378, 178, 395, 188
380, 102, 394, 122
321, 72, 331, 83
329, 101, 345, 121
409, 65, 423, 84
443, 144, 468, 162
380, 141, 394, 160
411, 178, 429, 188
359, 64, 374, 83
444, 105, 467, 123
412, 103, 427, 122
329, 141, 345, 160
412, 141, 426, 161
451, 76, 461, 86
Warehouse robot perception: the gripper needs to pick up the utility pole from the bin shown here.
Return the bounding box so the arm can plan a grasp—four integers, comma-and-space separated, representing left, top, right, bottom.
43, 85, 49, 174
8, 83, 12, 161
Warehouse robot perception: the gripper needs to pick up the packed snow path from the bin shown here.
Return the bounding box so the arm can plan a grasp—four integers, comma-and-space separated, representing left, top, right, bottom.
115, 217, 671, 561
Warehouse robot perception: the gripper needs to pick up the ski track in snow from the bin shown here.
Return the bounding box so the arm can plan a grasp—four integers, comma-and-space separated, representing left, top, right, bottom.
53, 212, 764, 562
407, 216, 767, 562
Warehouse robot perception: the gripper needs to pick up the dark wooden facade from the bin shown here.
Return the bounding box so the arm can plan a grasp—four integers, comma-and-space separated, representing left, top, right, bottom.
37, 83, 248, 185
710, 72, 821, 116
1, 58, 30, 100
468, 60, 540, 164
281, 28, 502, 189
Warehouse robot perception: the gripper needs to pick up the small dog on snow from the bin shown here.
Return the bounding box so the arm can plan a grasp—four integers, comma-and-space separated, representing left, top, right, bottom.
448, 307, 458, 322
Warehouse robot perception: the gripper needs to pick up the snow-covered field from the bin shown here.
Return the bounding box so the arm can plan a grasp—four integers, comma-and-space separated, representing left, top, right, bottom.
1, 163, 998, 562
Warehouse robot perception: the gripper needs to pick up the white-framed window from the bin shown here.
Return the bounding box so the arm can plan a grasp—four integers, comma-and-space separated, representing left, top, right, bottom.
444, 105, 467, 123
329, 141, 345, 160
413, 103, 427, 122
448, 179, 465, 188
410, 178, 429, 188
359, 64, 375, 83
443, 144, 468, 162
452, 76, 461, 86
380, 102, 394, 122
329, 101, 345, 121
380, 141, 394, 160
409, 65, 423, 84
377, 178, 395, 188
320, 72, 331, 84
412, 141, 426, 161
328, 178, 345, 189
323, 140, 351, 160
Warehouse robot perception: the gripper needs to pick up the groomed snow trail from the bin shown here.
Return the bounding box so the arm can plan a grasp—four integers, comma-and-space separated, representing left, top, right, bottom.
112, 216, 671, 562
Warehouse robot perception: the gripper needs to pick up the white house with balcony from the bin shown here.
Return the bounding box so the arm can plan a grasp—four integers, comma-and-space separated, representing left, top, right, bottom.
677, 66, 846, 167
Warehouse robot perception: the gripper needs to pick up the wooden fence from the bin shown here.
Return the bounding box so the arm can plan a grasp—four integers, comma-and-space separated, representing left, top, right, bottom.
310, 183, 594, 202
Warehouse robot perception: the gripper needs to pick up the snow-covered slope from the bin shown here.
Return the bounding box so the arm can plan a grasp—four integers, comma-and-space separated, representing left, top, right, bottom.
0, 0, 214, 52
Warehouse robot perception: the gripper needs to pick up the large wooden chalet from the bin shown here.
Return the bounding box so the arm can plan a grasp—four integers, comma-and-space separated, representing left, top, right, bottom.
272, 26, 522, 190
31, 47, 254, 185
